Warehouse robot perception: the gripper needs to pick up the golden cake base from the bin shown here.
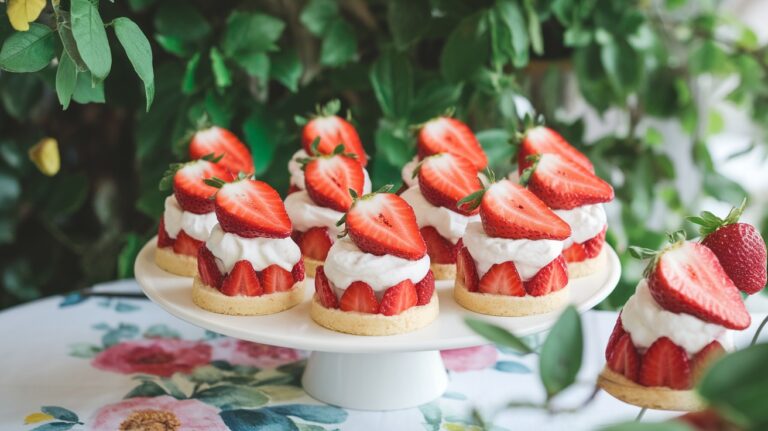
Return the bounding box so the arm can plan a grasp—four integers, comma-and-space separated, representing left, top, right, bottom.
597, 367, 704, 411
155, 246, 198, 277
192, 277, 305, 316
303, 256, 323, 279
453, 279, 569, 316
431, 263, 456, 281
567, 248, 607, 279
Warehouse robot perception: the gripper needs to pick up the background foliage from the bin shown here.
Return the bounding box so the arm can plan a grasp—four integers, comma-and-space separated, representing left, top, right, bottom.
0, 0, 766, 308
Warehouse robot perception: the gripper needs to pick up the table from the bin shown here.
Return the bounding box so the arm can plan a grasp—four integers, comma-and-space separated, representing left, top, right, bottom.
1, 279, 765, 431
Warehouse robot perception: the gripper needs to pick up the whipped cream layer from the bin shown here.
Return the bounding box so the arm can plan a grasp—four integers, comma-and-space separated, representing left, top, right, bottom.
288, 149, 372, 192
462, 222, 563, 280
323, 237, 430, 299
621, 280, 732, 355
400, 186, 479, 244
285, 191, 345, 237
205, 225, 301, 274
163, 196, 218, 241
554, 203, 607, 248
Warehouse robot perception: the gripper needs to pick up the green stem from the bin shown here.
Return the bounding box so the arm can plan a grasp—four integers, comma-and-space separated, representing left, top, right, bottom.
750, 314, 768, 346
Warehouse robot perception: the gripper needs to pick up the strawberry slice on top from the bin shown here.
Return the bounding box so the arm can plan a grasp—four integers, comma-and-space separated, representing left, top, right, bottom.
167, 160, 232, 214
189, 126, 255, 175
518, 126, 594, 174
525, 153, 614, 210
299, 99, 367, 166
343, 190, 427, 260
416, 153, 483, 216
417, 117, 487, 171
303, 148, 366, 212
213, 178, 292, 239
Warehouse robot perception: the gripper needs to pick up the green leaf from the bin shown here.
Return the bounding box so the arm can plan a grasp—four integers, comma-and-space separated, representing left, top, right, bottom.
538, 306, 583, 398
154, 0, 210, 42
690, 41, 730, 75
409, 80, 463, 123
242, 109, 276, 175
320, 19, 357, 67
124, 380, 168, 398
72, 71, 105, 104
465, 317, 534, 354
210, 47, 232, 88
221, 11, 285, 56
193, 385, 269, 409
441, 12, 490, 82
374, 125, 412, 168
55, 51, 77, 109
523, 0, 543, 55
600, 39, 640, 95
40, 406, 78, 422
476, 129, 513, 173
388, 0, 430, 50
370, 49, 413, 120
235, 52, 269, 82
55, 10, 87, 71
155, 34, 193, 58
117, 233, 142, 278
181, 52, 201, 94
71, 0, 112, 80
300, 0, 338, 35
495, 0, 529, 67
0, 72, 42, 119
270, 49, 302, 92
113, 17, 155, 111
0, 23, 54, 72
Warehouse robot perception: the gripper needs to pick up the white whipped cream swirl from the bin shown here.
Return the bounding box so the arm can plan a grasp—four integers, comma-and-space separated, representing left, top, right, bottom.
163, 196, 218, 241
554, 203, 607, 248
205, 225, 301, 274
284, 191, 345, 237
400, 186, 479, 244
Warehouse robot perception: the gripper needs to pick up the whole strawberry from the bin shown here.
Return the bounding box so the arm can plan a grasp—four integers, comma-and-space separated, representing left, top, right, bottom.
689, 199, 767, 295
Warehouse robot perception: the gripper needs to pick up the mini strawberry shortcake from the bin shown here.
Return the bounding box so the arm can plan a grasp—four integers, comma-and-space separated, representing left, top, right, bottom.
310, 190, 438, 336
192, 177, 305, 316
156, 160, 232, 276
285, 146, 372, 277
401, 153, 482, 280
188, 126, 255, 175
523, 152, 614, 278
454, 179, 572, 316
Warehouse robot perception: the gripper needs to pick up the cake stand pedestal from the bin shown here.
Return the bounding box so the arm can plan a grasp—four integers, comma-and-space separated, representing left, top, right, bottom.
135, 238, 620, 411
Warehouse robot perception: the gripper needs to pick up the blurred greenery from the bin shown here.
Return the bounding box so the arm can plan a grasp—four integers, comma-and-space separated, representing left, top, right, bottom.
0, 0, 766, 308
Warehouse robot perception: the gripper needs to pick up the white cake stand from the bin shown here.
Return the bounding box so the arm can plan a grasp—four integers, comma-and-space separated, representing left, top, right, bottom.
134, 239, 621, 410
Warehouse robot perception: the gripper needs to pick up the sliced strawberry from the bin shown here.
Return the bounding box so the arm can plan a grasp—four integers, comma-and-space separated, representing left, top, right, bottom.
287, 184, 302, 195
379, 279, 418, 316
314, 266, 338, 309
157, 217, 174, 248
292, 260, 305, 282
563, 227, 607, 263
172, 231, 203, 257
305, 154, 365, 212
345, 192, 426, 260
479, 262, 525, 296
420, 226, 457, 264
518, 126, 594, 174
607, 333, 640, 382
220, 260, 263, 297
417, 117, 487, 171
527, 154, 614, 210
638, 337, 692, 390
297, 227, 332, 261
339, 281, 380, 314
417, 153, 483, 215
260, 265, 295, 293
480, 180, 571, 240
456, 245, 479, 292
215, 179, 292, 238
415, 270, 435, 305
524, 255, 568, 296
197, 246, 223, 288
173, 160, 232, 214
189, 126, 255, 175
302, 115, 367, 166
647, 241, 750, 330
563, 243, 588, 263
605, 314, 626, 361
690, 340, 725, 383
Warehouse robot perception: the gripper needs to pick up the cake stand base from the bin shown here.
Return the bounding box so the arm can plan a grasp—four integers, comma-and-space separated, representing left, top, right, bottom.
302, 350, 448, 411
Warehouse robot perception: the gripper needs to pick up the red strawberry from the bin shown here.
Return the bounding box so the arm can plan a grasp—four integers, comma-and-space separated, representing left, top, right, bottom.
301, 104, 367, 166
518, 126, 594, 174
479, 262, 525, 296
339, 281, 380, 313
417, 117, 487, 171
421, 226, 457, 264
174, 160, 232, 214
220, 260, 263, 297
197, 246, 223, 288
479, 179, 571, 240
172, 231, 203, 257
189, 126, 255, 175
605, 314, 626, 361
157, 217, 174, 248
215, 179, 292, 238
677, 410, 736, 431
314, 266, 338, 309
524, 255, 568, 296
292, 260, 305, 282
607, 333, 640, 382
563, 227, 607, 263
563, 244, 587, 263
527, 154, 614, 210
415, 270, 435, 305
297, 227, 333, 261
287, 184, 302, 195
638, 337, 691, 390
647, 241, 750, 330
304, 154, 365, 212
345, 192, 427, 260
690, 340, 725, 382
379, 279, 418, 316
417, 153, 483, 215
260, 265, 295, 293
456, 245, 479, 292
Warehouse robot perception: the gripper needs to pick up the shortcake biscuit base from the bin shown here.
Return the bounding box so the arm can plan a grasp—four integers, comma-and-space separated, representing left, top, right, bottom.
431, 263, 456, 281
597, 367, 704, 411
310, 293, 439, 336
454, 279, 569, 316
567, 248, 607, 278
192, 277, 305, 316
155, 246, 198, 277
303, 256, 323, 278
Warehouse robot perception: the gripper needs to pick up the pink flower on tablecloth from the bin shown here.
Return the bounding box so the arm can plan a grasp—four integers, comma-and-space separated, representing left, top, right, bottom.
89, 396, 227, 431
91, 339, 212, 377
440, 345, 498, 372
210, 338, 305, 368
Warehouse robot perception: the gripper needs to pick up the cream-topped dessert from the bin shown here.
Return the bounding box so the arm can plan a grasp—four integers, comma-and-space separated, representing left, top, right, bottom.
288, 149, 372, 193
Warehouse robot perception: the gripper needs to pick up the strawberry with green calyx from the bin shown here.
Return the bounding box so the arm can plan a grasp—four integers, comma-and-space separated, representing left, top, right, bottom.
159, 157, 232, 214
688, 198, 767, 295
521, 153, 613, 210
416, 115, 488, 171
298, 140, 365, 212
296, 99, 367, 166
515, 114, 594, 174
189, 125, 255, 176
412, 152, 483, 216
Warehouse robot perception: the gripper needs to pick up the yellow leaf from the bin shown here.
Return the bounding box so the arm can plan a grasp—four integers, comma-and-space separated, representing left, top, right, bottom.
24, 412, 54, 424
7, 0, 47, 31
28, 137, 60, 176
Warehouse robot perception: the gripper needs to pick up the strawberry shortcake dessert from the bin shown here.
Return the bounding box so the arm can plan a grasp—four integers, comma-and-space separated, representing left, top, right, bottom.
310, 189, 438, 336
192, 177, 305, 316
188, 126, 255, 175
454, 179, 572, 316
401, 153, 483, 280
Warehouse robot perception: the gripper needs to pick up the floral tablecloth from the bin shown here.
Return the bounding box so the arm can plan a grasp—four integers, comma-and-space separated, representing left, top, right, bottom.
1, 280, 766, 431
